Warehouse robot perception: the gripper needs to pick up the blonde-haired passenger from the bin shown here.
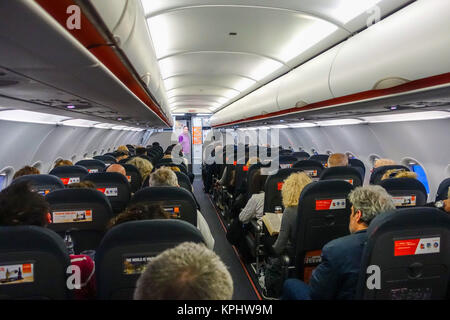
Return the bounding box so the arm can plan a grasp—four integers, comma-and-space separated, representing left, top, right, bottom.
374, 158, 397, 168
117, 145, 129, 154
271, 172, 312, 255
126, 156, 153, 185
381, 168, 417, 180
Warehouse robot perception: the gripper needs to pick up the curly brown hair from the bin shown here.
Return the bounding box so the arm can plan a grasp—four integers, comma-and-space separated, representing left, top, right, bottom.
107, 202, 169, 230
13, 166, 40, 180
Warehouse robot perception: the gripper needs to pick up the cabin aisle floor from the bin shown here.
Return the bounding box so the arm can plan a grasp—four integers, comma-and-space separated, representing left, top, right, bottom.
192, 176, 259, 300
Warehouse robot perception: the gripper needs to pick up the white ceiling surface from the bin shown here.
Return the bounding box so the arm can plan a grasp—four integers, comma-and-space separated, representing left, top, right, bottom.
141, 0, 412, 114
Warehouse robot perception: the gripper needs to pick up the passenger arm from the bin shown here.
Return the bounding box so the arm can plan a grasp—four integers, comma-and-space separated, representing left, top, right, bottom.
197, 210, 215, 250
308, 246, 340, 300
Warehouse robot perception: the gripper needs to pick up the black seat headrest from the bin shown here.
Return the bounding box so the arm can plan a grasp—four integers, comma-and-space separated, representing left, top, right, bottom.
292, 160, 324, 180
75, 159, 107, 173
49, 165, 89, 186
93, 155, 117, 165
11, 174, 64, 195
436, 178, 450, 201
320, 166, 363, 186
369, 165, 410, 185
309, 154, 329, 167
379, 178, 427, 208
121, 163, 142, 193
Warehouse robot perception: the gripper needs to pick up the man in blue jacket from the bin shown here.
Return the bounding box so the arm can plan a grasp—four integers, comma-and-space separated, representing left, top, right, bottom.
282, 185, 395, 300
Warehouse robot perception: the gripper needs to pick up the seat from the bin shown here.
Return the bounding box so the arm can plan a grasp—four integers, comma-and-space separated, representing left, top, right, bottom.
436, 178, 450, 201
96, 219, 205, 299
0, 226, 71, 299
309, 154, 329, 167
121, 164, 142, 194
75, 159, 107, 173
175, 171, 192, 193
291, 180, 354, 281
130, 187, 197, 226
279, 155, 299, 169
319, 166, 363, 186
369, 165, 410, 185
279, 149, 293, 156
379, 178, 427, 208
11, 174, 64, 196
93, 155, 117, 165
246, 162, 272, 201
293, 151, 310, 161
349, 158, 366, 181
263, 168, 303, 213
46, 188, 114, 253
355, 207, 450, 300
82, 172, 131, 214
292, 160, 324, 181
49, 165, 89, 186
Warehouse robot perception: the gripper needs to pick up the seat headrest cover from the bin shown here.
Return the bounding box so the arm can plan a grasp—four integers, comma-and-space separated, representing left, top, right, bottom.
320, 166, 363, 183
49, 165, 89, 176
293, 160, 324, 169
299, 179, 355, 201
45, 188, 112, 210
379, 178, 427, 195
369, 165, 409, 184
131, 186, 196, 207
82, 172, 130, 185
11, 174, 64, 189
436, 178, 450, 201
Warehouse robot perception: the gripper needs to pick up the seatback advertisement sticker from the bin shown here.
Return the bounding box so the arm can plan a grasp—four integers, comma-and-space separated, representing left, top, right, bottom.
0, 263, 34, 285
88, 169, 98, 173
344, 179, 354, 185
164, 206, 181, 219
97, 187, 118, 197
61, 177, 80, 185
123, 256, 154, 275
303, 250, 322, 284
277, 182, 284, 191
315, 199, 346, 210
280, 163, 292, 169
52, 209, 92, 223
126, 176, 132, 183
304, 170, 318, 177
394, 237, 440, 256
392, 195, 416, 207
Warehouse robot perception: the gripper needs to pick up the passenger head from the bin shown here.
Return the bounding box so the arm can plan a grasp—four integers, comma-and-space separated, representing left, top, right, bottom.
67, 181, 97, 189
327, 153, 348, 168
374, 158, 397, 168
53, 159, 73, 168
115, 151, 128, 162
165, 144, 176, 156
381, 168, 417, 180
253, 169, 267, 193
149, 167, 178, 187
281, 172, 312, 208
106, 164, 126, 177
117, 145, 129, 154
13, 166, 40, 180
348, 185, 395, 233
136, 147, 147, 156
126, 157, 153, 181
134, 242, 233, 300
152, 142, 160, 147
183, 126, 189, 134
0, 181, 50, 227
106, 202, 169, 230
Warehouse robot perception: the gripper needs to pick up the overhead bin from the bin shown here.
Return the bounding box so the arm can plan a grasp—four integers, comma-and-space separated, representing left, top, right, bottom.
330, 0, 450, 97
89, 0, 171, 118
212, 0, 450, 127
277, 44, 341, 111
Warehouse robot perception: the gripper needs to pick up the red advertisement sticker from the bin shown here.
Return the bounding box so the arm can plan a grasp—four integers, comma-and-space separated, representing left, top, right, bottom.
394, 239, 420, 256
277, 182, 284, 191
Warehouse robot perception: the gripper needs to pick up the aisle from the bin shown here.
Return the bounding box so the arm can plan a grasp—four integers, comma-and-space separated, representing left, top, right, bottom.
192, 177, 260, 300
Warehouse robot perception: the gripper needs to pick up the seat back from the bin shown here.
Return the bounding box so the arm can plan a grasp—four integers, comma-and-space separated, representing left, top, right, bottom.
46, 188, 114, 253
369, 165, 410, 185
293, 151, 310, 161
279, 149, 293, 156
121, 164, 142, 193
379, 178, 427, 208
49, 165, 89, 186
294, 180, 354, 281
75, 159, 107, 173
0, 226, 71, 299
130, 187, 197, 226
319, 166, 363, 186
11, 174, 64, 196
356, 207, 450, 300
246, 162, 272, 201
263, 168, 303, 213
175, 171, 192, 193
82, 172, 131, 214
279, 155, 299, 169
436, 178, 450, 201
309, 154, 329, 167
93, 155, 117, 165
96, 220, 205, 299
349, 158, 366, 180
292, 160, 324, 181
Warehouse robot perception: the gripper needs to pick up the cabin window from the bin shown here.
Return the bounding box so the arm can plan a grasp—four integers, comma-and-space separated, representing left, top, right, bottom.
369, 154, 381, 167
93, 151, 98, 156
325, 150, 333, 155
345, 152, 356, 159
0, 167, 14, 190
83, 153, 88, 159
401, 158, 430, 194
71, 155, 77, 163
311, 148, 318, 155
0, 174, 7, 191
32, 161, 42, 171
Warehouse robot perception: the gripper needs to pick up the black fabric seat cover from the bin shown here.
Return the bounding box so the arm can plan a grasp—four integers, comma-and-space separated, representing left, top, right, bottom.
436, 178, 450, 201
11, 174, 64, 196
369, 165, 410, 185
94, 155, 117, 165
121, 164, 142, 194
75, 159, 107, 173
96, 219, 205, 299
319, 166, 363, 187
49, 165, 89, 186
379, 178, 427, 208
349, 158, 366, 180
292, 160, 324, 180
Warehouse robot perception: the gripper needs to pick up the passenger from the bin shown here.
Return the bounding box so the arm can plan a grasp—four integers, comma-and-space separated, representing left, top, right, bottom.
282, 185, 395, 300
0, 181, 96, 300
148, 167, 215, 250
67, 181, 97, 189
135, 147, 147, 157
116, 145, 129, 154
133, 242, 233, 300
53, 159, 73, 168
374, 158, 397, 168
426, 187, 450, 213
13, 165, 40, 180
126, 157, 153, 185
238, 169, 266, 223
106, 202, 169, 230
270, 172, 312, 256
381, 168, 417, 180
106, 163, 127, 177
230, 157, 260, 217
327, 153, 348, 167
114, 150, 129, 162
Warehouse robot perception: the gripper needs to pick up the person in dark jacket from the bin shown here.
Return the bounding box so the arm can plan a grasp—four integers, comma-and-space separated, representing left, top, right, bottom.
282, 185, 396, 300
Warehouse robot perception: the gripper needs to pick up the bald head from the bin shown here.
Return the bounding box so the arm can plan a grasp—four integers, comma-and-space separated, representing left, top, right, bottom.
374, 158, 397, 168
328, 153, 348, 168
107, 164, 126, 177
